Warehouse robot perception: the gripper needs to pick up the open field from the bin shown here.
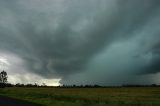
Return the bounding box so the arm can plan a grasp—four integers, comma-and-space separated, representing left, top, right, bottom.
0, 87, 160, 106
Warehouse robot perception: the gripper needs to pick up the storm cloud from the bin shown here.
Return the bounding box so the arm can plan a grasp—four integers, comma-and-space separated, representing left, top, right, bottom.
0, 0, 160, 85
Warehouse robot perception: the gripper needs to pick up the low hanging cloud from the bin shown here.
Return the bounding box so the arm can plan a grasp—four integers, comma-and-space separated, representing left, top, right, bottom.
0, 0, 160, 85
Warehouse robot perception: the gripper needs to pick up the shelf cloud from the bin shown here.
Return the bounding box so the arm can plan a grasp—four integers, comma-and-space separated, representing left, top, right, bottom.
0, 0, 160, 85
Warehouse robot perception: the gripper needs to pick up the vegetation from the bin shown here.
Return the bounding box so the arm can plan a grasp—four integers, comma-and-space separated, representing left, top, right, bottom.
1, 72, 160, 106
1, 87, 160, 106
0, 70, 7, 88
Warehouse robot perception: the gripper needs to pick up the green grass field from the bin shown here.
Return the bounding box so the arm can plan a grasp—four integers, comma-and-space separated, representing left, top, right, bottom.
0, 87, 160, 106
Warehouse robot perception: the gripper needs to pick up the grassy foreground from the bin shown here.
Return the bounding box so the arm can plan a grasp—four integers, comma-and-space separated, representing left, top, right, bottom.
0, 87, 160, 106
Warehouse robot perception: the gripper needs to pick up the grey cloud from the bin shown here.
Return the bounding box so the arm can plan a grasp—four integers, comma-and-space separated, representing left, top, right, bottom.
0, 0, 160, 85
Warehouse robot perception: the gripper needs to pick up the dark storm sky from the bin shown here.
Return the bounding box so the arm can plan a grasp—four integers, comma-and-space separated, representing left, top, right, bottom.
0, 0, 160, 85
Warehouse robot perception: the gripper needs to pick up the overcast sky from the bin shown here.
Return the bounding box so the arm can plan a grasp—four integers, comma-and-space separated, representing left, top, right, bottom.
0, 0, 160, 86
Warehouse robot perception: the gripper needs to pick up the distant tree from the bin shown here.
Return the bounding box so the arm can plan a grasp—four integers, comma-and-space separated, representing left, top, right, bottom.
0, 70, 8, 88
0, 70, 8, 84
15, 83, 24, 87
94, 85, 101, 88
34, 83, 38, 87
73, 84, 76, 87
41, 83, 47, 87
151, 84, 157, 87
26, 83, 33, 87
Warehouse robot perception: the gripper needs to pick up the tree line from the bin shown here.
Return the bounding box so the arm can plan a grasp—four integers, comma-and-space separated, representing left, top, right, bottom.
1, 71, 160, 88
